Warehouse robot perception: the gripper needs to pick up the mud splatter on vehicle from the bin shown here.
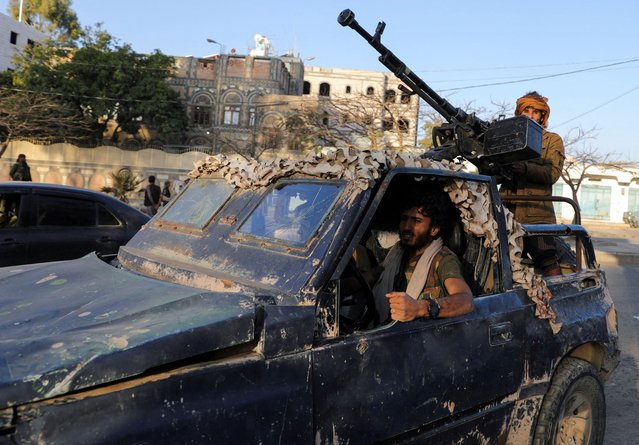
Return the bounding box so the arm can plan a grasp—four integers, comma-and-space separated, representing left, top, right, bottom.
0, 147, 618, 444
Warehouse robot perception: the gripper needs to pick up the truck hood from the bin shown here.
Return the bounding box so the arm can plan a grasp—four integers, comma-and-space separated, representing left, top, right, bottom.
0, 254, 256, 409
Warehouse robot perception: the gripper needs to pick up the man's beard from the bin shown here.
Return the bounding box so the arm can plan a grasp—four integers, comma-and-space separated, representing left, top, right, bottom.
400, 230, 433, 250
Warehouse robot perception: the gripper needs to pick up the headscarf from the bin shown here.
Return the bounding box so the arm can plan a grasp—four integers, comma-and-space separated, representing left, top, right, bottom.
515, 93, 551, 128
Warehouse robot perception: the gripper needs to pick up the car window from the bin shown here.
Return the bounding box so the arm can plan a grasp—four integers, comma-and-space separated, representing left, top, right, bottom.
37, 195, 96, 227
160, 178, 234, 229
0, 193, 21, 228
98, 204, 121, 226
238, 182, 344, 247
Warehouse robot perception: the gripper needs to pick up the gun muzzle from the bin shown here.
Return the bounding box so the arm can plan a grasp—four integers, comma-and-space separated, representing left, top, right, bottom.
338, 9, 355, 27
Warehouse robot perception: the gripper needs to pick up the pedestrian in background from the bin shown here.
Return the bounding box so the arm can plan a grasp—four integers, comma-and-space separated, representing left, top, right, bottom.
162, 180, 172, 205
144, 175, 162, 215
9, 154, 32, 181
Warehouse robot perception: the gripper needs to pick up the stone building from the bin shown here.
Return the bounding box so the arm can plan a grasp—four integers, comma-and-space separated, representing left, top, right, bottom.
302, 66, 420, 148
0, 12, 47, 71
167, 49, 420, 156
167, 52, 305, 156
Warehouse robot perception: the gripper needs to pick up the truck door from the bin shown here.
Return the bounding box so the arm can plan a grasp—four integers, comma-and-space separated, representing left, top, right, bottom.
312, 292, 525, 444
311, 170, 526, 443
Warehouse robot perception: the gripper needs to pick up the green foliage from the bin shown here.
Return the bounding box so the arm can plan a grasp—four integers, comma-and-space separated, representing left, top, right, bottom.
0, 71, 13, 87
101, 168, 144, 203
8, 0, 82, 44
418, 116, 445, 148
15, 26, 188, 143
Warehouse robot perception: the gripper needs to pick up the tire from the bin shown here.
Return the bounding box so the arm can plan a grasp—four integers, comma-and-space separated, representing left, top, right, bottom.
533, 357, 606, 445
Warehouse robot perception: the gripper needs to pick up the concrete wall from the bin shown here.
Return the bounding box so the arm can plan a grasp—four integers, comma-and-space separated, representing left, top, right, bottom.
1, 141, 208, 209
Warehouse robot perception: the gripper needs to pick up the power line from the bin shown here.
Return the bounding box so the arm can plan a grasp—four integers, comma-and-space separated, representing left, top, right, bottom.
426, 65, 639, 85
554, 85, 639, 128
414, 56, 639, 73
436, 58, 639, 92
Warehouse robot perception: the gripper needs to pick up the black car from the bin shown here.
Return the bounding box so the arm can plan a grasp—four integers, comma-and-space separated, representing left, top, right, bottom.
0, 150, 619, 444
0, 182, 149, 266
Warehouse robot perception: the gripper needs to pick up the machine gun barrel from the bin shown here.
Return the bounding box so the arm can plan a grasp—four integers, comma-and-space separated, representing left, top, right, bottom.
337, 8, 487, 136
337, 8, 543, 167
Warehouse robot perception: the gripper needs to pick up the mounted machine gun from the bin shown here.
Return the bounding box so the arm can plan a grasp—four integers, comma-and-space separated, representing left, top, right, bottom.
338, 9, 542, 171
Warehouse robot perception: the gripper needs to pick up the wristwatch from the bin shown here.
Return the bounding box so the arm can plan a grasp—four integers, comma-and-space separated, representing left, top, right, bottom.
427, 297, 441, 319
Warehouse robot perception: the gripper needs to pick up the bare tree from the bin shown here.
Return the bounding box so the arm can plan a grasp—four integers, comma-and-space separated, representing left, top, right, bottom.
280, 92, 417, 153
417, 98, 511, 149
560, 126, 636, 206
0, 88, 91, 158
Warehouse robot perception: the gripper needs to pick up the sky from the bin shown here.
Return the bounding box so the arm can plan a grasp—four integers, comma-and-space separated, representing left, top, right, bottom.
3, 0, 639, 160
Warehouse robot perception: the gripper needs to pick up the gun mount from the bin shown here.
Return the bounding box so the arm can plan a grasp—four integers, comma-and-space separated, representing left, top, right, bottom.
338, 9, 542, 168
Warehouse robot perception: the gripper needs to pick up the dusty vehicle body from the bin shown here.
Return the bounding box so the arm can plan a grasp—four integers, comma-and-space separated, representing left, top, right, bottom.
0, 150, 619, 444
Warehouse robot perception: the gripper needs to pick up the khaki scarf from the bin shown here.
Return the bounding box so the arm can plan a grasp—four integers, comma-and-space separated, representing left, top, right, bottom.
515, 95, 550, 128
372, 238, 443, 322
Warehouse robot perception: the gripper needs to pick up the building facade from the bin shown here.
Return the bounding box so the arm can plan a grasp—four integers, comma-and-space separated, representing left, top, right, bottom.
167, 53, 305, 156
0, 12, 47, 71
552, 164, 639, 223
302, 66, 420, 148
166, 51, 420, 156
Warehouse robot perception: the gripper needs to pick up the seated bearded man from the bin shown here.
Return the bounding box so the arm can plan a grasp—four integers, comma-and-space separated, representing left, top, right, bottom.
372, 191, 474, 324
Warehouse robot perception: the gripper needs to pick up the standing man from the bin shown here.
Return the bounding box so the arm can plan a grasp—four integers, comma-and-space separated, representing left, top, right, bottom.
500, 91, 565, 275
162, 180, 172, 204
9, 154, 32, 181
372, 191, 474, 324
144, 175, 162, 216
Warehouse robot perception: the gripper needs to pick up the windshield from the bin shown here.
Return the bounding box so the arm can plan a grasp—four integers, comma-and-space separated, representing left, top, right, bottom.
160, 179, 235, 228
238, 182, 343, 246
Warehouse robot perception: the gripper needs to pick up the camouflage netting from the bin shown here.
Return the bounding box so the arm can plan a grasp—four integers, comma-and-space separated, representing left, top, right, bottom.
190, 148, 558, 327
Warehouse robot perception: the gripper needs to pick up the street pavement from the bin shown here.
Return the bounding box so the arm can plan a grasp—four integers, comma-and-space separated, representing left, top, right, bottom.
578, 221, 639, 445
580, 221, 639, 265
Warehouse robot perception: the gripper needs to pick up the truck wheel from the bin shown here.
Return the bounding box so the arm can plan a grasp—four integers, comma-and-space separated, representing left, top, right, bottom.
533, 357, 606, 445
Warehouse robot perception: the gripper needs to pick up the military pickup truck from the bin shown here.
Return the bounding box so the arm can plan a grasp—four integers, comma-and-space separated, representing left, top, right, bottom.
0, 149, 619, 444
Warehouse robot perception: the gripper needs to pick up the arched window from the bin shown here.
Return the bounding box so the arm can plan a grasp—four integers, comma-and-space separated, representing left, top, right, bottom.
261, 114, 284, 151
400, 91, 412, 104
249, 106, 256, 127
319, 82, 331, 97
366, 86, 375, 96
223, 92, 242, 126
398, 118, 410, 133
192, 95, 212, 126
322, 111, 329, 126
303, 81, 311, 95
345, 85, 352, 94
384, 89, 396, 103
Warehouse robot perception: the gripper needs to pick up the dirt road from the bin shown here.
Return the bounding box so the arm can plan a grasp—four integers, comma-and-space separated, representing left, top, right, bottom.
602, 263, 639, 445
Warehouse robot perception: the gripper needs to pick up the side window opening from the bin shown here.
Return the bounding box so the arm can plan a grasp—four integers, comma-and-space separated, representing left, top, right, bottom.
320, 174, 497, 338
520, 233, 581, 276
